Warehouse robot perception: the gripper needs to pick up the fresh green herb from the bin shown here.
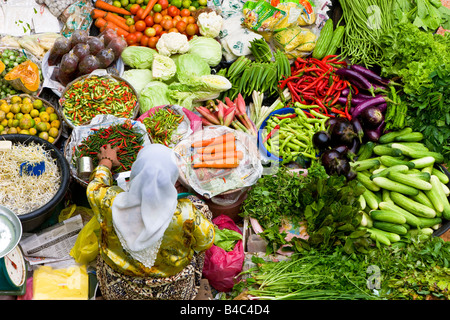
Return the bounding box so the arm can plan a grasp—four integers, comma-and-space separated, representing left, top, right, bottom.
392, 0, 450, 31
378, 22, 450, 95
233, 235, 450, 300
241, 163, 370, 254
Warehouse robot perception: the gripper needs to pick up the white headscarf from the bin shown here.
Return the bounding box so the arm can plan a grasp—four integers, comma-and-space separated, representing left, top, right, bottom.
111, 144, 179, 268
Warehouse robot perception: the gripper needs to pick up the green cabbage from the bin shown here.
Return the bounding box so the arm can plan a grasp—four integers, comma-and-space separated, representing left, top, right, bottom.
188, 36, 223, 67
122, 69, 153, 95
121, 46, 156, 69
152, 53, 177, 81
139, 81, 172, 114
175, 52, 211, 83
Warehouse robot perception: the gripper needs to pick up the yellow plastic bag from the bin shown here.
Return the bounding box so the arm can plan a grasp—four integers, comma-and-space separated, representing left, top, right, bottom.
59, 204, 94, 223
70, 216, 100, 265
273, 25, 317, 58
33, 265, 89, 300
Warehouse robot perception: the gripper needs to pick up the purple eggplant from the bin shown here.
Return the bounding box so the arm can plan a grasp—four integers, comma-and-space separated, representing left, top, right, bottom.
330, 118, 357, 147
351, 96, 387, 119
365, 120, 386, 142
312, 131, 331, 151
320, 149, 351, 176
351, 117, 364, 143
336, 68, 374, 92
350, 64, 389, 85
361, 106, 384, 128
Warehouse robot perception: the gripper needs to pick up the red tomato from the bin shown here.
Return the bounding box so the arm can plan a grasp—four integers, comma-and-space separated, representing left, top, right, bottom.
135, 8, 144, 20
153, 12, 163, 24
125, 33, 138, 45
185, 23, 198, 36
134, 31, 143, 42
176, 20, 186, 32
161, 19, 174, 30
145, 27, 156, 37
187, 16, 195, 25
173, 15, 182, 23
167, 5, 179, 17
158, 0, 169, 10
140, 35, 149, 46
153, 24, 163, 35
180, 16, 189, 24
134, 20, 147, 32
180, 9, 190, 17
130, 4, 141, 15
148, 36, 159, 48
144, 15, 154, 27
129, 25, 136, 33
168, 28, 179, 33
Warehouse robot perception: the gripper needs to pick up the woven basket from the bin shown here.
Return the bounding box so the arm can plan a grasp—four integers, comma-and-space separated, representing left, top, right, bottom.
58, 74, 140, 129
4, 93, 62, 145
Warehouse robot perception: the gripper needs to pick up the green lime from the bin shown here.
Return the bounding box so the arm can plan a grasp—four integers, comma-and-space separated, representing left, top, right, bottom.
153, 3, 162, 11
182, 0, 191, 8
121, 0, 129, 6
113, 0, 122, 7
172, 0, 182, 8
191, 1, 199, 8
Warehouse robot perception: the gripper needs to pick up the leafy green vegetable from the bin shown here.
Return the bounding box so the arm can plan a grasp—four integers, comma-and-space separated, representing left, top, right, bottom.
378, 22, 450, 95
139, 81, 172, 114
232, 235, 450, 300
122, 69, 153, 95
241, 164, 370, 255
392, 0, 450, 31
120, 46, 156, 69
174, 52, 211, 84
213, 226, 242, 252
187, 36, 223, 67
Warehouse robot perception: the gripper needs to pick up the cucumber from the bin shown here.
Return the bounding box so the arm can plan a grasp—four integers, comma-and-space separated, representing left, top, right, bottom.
363, 188, 379, 210
391, 144, 444, 163
369, 209, 406, 224
394, 131, 424, 142
411, 190, 435, 209
379, 156, 414, 169
351, 158, 380, 171
356, 172, 380, 192
365, 227, 391, 246
373, 145, 403, 157
378, 127, 413, 144
372, 177, 419, 196
369, 227, 401, 243
387, 171, 432, 191
407, 228, 434, 239
358, 194, 366, 210
324, 25, 345, 56
373, 221, 408, 235
387, 142, 428, 151
405, 172, 431, 181
378, 201, 421, 227
432, 167, 450, 184
370, 164, 409, 179
428, 175, 450, 220
416, 216, 442, 228
390, 191, 436, 218
360, 211, 373, 228
312, 18, 334, 59
356, 141, 375, 161
425, 175, 445, 214
382, 189, 393, 203
409, 156, 435, 169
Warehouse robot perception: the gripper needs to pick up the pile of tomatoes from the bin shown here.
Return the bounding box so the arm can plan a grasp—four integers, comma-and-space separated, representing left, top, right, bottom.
124, 0, 200, 48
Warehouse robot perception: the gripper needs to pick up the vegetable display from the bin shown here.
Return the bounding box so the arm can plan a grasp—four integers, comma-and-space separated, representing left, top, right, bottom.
73, 120, 144, 176
141, 107, 184, 146
61, 76, 138, 127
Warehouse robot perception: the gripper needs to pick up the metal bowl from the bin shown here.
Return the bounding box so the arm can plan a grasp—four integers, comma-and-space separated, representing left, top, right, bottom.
0, 205, 22, 259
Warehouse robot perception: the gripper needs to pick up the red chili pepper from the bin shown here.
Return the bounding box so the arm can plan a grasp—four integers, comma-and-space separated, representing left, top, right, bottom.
276, 114, 297, 120
331, 107, 346, 115
287, 82, 301, 102
263, 125, 280, 143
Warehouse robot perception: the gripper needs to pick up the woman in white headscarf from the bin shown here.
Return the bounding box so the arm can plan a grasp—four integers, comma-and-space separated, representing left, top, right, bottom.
86, 144, 215, 300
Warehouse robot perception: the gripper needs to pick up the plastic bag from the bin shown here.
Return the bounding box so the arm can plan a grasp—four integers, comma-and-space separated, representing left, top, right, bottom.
70, 216, 100, 265
202, 214, 245, 292
173, 126, 262, 199
59, 204, 94, 224
33, 265, 89, 300
273, 25, 317, 58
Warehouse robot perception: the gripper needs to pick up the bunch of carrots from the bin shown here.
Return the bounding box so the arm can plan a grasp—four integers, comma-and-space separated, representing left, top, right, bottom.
92, 0, 160, 37
195, 93, 257, 136
191, 132, 243, 169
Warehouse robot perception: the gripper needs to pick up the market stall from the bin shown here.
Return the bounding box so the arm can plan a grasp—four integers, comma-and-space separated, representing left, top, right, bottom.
0, 0, 449, 302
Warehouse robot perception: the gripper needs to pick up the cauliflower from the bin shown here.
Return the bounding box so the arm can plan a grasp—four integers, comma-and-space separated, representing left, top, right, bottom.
197, 11, 223, 38
156, 33, 189, 56
152, 53, 176, 81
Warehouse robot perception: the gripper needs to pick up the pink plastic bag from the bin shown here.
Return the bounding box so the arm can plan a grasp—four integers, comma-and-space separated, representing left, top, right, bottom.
202, 215, 245, 292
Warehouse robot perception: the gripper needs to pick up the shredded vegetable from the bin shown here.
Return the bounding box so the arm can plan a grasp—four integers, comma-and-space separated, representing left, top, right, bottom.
0, 142, 61, 215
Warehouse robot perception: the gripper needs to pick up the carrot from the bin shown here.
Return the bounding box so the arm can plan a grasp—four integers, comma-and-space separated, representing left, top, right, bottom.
197, 151, 243, 162
196, 141, 236, 154
140, 0, 158, 19
104, 12, 130, 31
91, 8, 107, 19
95, 0, 131, 15
191, 133, 235, 148
95, 18, 129, 37
193, 161, 240, 169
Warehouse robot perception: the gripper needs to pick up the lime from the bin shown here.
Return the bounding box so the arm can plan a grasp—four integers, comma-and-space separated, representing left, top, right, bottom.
0, 110, 5, 121
32, 99, 43, 109
15, 113, 24, 120
153, 3, 162, 12
10, 103, 20, 114
172, 0, 182, 8
38, 131, 49, 141
113, 0, 122, 7
30, 109, 39, 118
182, 0, 191, 8
121, 0, 129, 6
10, 96, 21, 104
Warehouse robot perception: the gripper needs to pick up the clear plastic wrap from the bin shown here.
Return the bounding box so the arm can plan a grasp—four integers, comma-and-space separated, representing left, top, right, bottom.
173, 126, 263, 199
